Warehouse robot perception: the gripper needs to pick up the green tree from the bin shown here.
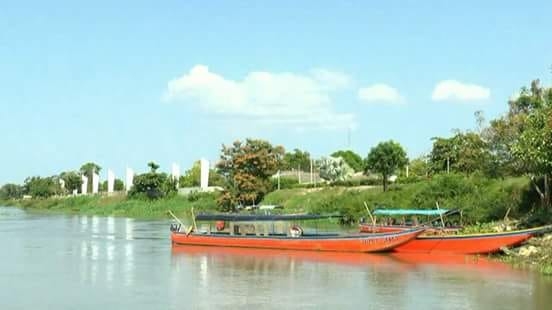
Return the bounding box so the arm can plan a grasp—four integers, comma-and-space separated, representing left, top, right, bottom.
0, 183, 24, 200
59, 171, 83, 194
365, 140, 408, 191
429, 132, 490, 175
79, 162, 101, 193
216, 139, 285, 211
179, 161, 226, 188
318, 157, 353, 182
100, 178, 124, 192
331, 150, 364, 172
483, 80, 547, 176
512, 81, 552, 207
408, 156, 429, 177
24, 176, 61, 198
129, 163, 176, 200
281, 149, 311, 171
114, 179, 124, 191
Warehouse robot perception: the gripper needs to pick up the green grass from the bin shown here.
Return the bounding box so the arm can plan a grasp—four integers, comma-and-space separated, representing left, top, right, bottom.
262, 174, 534, 225
4, 193, 218, 219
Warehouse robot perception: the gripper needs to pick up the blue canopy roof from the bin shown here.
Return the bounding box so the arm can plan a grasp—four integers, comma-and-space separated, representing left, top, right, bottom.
373, 209, 449, 216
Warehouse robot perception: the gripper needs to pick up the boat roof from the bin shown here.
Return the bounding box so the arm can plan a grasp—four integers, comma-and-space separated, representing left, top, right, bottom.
373, 209, 449, 216
195, 213, 340, 222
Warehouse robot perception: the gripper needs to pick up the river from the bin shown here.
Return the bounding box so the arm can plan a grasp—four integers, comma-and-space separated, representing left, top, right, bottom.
0, 206, 550, 310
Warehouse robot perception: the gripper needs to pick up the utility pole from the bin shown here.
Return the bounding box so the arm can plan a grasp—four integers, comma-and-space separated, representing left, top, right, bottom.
446, 157, 450, 174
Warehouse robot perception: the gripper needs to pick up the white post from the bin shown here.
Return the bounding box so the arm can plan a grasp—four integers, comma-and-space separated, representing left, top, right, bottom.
81, 175, 88, 194
277, 170, 281, 190
107, 169, 115, 193
171, 163, 180, 188
406, 165, 409, 178
200, 158, 209, 190
125, 168, 134, 192
92, 173, 99, 194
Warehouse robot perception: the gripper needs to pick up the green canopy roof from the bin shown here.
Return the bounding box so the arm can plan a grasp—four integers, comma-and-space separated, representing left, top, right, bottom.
373, 209, 449, 216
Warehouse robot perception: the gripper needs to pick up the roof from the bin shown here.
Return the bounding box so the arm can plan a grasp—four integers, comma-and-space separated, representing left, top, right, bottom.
373, 209, 449, 216
195, 213, 340, 222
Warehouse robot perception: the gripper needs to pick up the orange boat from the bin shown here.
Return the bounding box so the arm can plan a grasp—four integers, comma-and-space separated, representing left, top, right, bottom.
170, 213, 425, 253
360, 210, 551, 254
390, 225, 552, 254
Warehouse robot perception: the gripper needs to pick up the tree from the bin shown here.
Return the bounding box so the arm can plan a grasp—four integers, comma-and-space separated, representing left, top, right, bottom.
483, 80, 547, 176
281, 149, 311, 171
129, 163, 176, 199
100, 178, 124, 192
0, 183, 24, 200
216, 139, 284, 211
365, 141, 408, 191
318, 157, 353, 182
512, 81, 552, 208
24, 176, 61, 198
331, 150, 364, 172
79, 162, 101, 193
429, 132, 490, 175
179, 161, 226, 188
59, 171, 83, 194
408, 156, 429, 177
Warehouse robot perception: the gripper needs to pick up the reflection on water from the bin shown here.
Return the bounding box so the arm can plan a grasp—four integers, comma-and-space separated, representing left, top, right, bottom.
1, 206, 551, 310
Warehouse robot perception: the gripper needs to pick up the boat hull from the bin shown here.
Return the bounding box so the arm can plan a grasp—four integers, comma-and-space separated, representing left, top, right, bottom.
384, 225, 550, 254
171, 228, 424, 253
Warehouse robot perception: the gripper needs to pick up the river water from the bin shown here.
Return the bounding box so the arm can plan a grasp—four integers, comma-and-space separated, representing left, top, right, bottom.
1, 206, 551, 310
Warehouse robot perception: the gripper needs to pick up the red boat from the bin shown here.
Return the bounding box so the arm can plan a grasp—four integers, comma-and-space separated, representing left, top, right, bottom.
170, 213, 425, 253
359, 208, 552, 254
390, 225, 552, 254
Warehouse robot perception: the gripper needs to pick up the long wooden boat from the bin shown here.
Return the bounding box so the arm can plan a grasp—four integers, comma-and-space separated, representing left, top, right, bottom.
170, 213, 425, 253
360, 223, 552, 254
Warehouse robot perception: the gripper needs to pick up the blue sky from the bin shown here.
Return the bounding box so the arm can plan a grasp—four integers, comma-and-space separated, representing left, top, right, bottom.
1, 0, 551, 184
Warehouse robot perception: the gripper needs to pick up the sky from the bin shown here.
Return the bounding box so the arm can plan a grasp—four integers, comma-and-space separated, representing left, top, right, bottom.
1, 0, 551, 185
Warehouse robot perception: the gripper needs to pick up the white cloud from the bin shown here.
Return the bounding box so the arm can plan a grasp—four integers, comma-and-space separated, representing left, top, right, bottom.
431, 80, 490, 102
164, 65, 355, 130
357, 84, 404, 104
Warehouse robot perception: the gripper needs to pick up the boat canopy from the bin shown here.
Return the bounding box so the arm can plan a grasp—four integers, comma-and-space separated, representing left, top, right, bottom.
195, 213, 340, 222
373, 209, 449, 216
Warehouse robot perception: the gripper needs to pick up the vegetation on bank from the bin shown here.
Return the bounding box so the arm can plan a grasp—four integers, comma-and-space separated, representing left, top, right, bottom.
1, 192, 218, 219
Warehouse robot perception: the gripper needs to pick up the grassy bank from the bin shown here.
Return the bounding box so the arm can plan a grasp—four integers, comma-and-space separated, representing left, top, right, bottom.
1, 192, 218, 219
263, 174, 535, 225
1, 174, 538, 224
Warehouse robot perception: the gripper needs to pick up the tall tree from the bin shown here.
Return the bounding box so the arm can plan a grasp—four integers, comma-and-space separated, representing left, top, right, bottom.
408, 156, 429, 177
429, 132, 490, 175
129, 163, 176, 199
0, 183, 24, 200
179, 161, 226, 188
365, 141, 408, 191
483, 80, 547, 176
281, 149, 311, 171
59, 171, 83, 194
217, 139, 284, 211
512, 81, 552, 207
79, 162, 102, 193
331, 150, 364, 172
24, 176, 61, 198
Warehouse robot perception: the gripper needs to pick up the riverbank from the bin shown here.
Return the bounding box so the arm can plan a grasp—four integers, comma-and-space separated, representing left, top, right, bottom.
499, 233, 552, 275
0, 192, 218, 219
